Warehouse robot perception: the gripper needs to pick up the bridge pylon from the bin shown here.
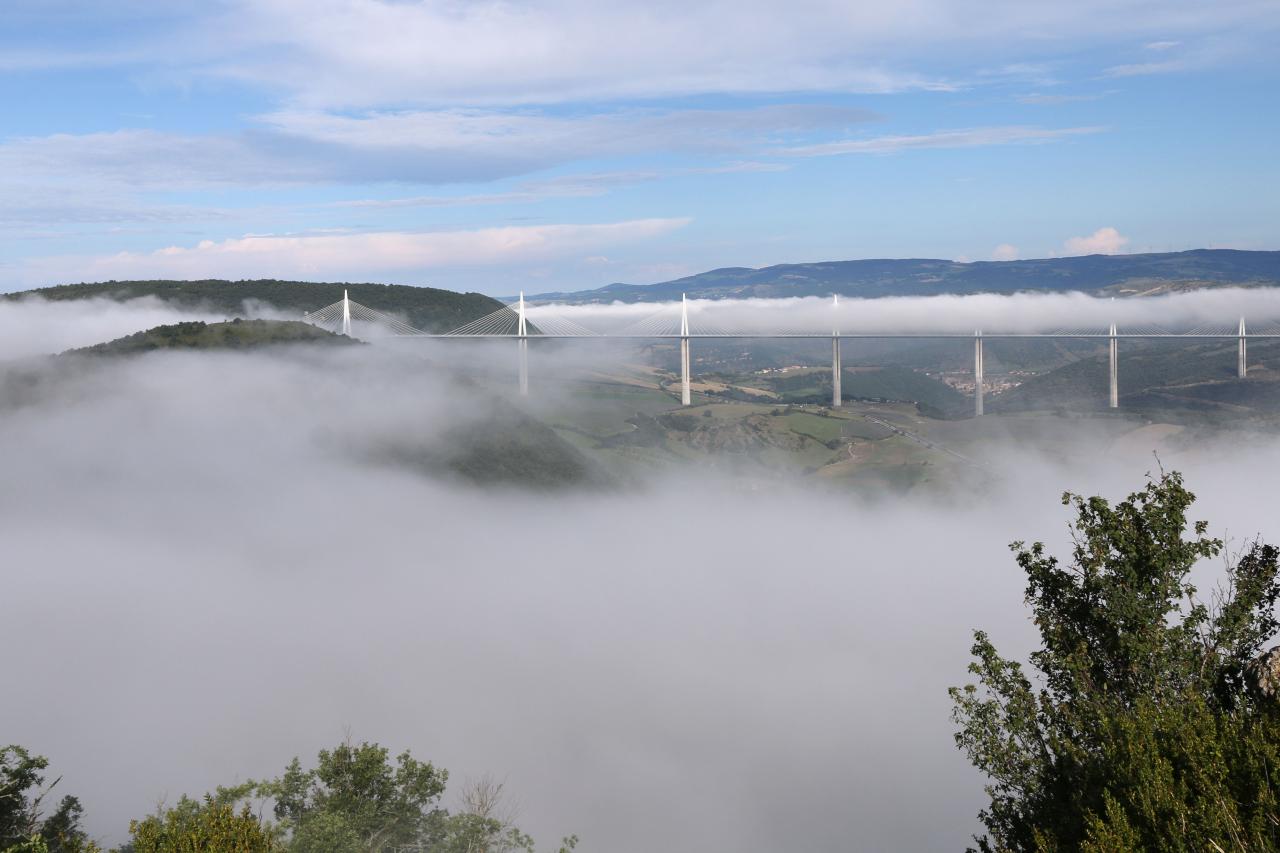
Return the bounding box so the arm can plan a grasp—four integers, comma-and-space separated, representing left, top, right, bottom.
831, 295, 842, 408
1239, 316, 1248, 379
518, 292, 529, 396
1108, 322, 1119, 408
341, 289, 352, 337
974, 330, 984, 417
680, 293, 691, 406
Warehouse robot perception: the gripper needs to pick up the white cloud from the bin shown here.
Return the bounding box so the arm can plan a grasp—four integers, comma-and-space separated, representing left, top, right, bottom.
1103, 35, 1247, 78
4, 2, 1276, 110
990, 243, 1019, 261
196, 0, 1279, 107
1064, 226, 1130, 255
1016, 92, 1107, 105
334, 163, 791, 212
0, 106, 859, 191
15, 219, 692, 286
4, 1, 1276, 107
780, 125, 1104, 158
1103, 58, 1187, 77
530, 288, 1280, 336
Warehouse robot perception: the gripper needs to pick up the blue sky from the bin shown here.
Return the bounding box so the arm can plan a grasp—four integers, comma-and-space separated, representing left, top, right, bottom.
1, 0, 1278, 295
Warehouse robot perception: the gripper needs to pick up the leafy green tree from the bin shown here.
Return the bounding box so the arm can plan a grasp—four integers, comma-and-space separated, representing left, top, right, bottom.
951, 470, 1280, 851
260, 741, 448, 853
128, 797, 277, 852
257, 743, 576, 853
39, 798, 91, 853
1, 746, 46, 849
0, 747, 96, 853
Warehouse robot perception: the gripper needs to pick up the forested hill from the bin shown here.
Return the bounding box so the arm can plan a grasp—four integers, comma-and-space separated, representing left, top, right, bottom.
5, 279, 504, 333
527, 249, 1280, 303
65, 319, 358, 356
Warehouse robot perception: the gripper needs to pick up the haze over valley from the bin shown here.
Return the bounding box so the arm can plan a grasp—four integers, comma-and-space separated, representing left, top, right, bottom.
4, 2, 1280, 852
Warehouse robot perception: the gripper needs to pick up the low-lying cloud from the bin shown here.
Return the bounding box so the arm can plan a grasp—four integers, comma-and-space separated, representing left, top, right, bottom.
0, 296, 228, 360
529, 287, 1280, 336
2, 297, 1279, 851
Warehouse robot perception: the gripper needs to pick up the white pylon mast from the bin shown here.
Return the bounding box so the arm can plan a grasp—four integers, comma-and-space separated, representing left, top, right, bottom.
679, 293, 691, 406
831, 294, 842, 408
974, 329, 984, 417
517, 291, 529, 396
341, 289, 352, 337
1239, 316, 1248, 379
1108, 322, 1119, 408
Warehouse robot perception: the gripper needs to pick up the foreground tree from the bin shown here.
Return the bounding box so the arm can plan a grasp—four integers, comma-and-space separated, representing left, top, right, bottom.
127, 798, 277, 853
951, 470, 1280, 851
256, 741, 576, 853
0, 746, 98, 853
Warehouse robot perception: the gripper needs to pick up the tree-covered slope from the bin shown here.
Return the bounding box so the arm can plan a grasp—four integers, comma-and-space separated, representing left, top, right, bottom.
375, 396, 612, 491
6, 279, 503, 333
991, 338, 1280, 416
66, 319, 357, 356
528, 249, 1280, 303
759, 364, 968, 415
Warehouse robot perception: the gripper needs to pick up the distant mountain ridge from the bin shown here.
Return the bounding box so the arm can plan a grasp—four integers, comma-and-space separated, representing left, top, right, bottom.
524, 249, 1280, 303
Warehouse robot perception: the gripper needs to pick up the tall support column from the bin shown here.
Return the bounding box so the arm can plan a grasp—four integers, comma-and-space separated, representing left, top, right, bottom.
1239, 316, 1248, 379
974, 330, 984, 417
341, 289, 352, 337
832, 337, 842, 407
1108, 322, 1119, 409
517, 291, 529, 396
680, 293, 691, 406
831, 295, 842, 407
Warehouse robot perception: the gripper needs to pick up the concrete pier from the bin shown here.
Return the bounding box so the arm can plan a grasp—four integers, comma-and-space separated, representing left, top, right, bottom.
518, 340, 528, 396
518, 292, 529, 396
680, 338, 691, 406
1239, 317, 1248, 379
974, 331, 984, 417
831, 295, 842, 408
1108, 323, 1118, 408
680, 293, 691, 406
832, 337, 842, 408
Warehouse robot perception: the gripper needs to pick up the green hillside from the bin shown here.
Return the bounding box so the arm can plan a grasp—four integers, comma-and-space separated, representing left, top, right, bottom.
375, 396, 612, 490
746, 364, 968, 416
7, 279, 503, 333
991, 338, 1280, 417
66, 319, 357, 356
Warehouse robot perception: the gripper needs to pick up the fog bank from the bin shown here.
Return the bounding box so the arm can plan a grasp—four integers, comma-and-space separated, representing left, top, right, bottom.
2, 298, 1279, 851
533, 288, 1280, 335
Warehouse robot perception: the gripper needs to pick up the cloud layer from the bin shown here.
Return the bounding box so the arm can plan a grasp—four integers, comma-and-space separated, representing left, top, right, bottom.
198, 0, 1280, 107
16, 219, 691, 287
1065, 226, 1130, 255
2, 296, 1280, 851
532, 288, 1280, 336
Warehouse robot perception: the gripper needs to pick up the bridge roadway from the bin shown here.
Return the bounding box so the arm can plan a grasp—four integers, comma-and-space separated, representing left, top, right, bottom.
307, 290, 1267, 415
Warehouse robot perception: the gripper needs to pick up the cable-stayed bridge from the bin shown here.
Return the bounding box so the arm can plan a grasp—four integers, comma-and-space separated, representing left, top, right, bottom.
304, 290, 1280, 415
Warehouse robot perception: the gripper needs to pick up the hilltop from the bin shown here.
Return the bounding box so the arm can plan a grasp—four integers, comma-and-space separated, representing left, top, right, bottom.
64, 319, 357, 356
6, 279, 504, 333
525, 249, 1280, 303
